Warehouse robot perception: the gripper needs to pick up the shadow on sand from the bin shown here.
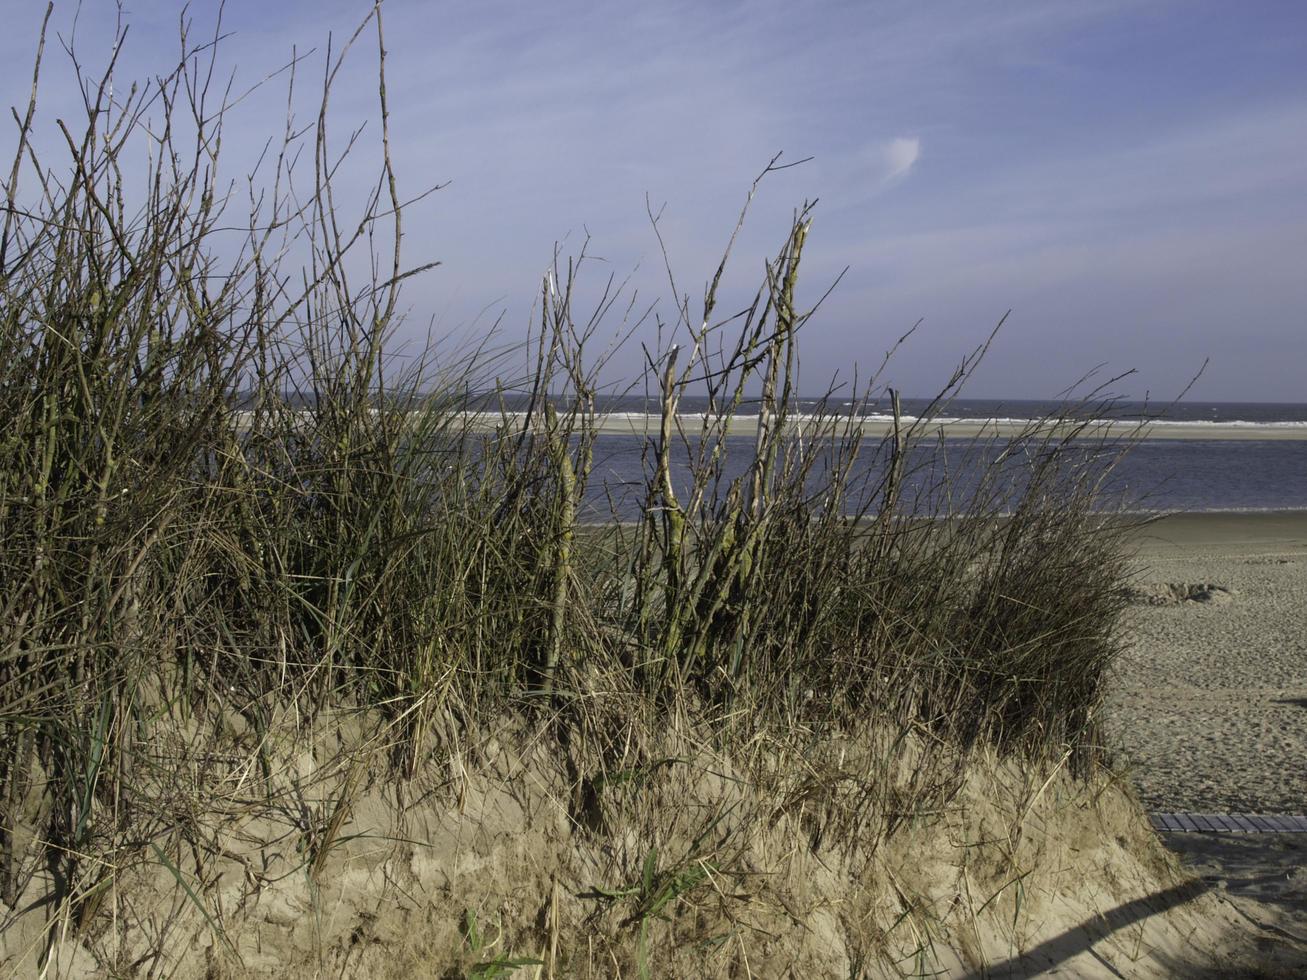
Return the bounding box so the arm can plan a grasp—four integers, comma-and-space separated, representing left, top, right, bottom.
960, 871, 1307, 978
958, 880, 1215, 979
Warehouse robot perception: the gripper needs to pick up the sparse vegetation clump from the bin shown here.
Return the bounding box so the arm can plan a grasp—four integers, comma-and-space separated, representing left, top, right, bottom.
0, 8, 1259, 978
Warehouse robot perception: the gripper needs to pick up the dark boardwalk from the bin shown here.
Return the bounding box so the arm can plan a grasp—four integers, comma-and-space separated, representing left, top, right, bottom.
1150, 811, 1307, 833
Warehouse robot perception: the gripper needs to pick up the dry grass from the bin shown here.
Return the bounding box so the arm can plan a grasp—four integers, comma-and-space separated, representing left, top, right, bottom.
0, 7, 1268, 978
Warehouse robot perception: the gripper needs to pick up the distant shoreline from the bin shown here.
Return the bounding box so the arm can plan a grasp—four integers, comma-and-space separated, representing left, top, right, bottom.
459, 411, 1307, 441
228, 407, 1307, 440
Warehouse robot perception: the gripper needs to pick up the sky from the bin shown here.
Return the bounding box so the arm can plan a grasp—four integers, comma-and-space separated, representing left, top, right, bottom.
3, 0, 1306, 402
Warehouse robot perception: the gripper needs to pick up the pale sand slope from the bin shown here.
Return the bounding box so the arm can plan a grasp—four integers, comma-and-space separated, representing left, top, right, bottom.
1107, 511, 1307, 955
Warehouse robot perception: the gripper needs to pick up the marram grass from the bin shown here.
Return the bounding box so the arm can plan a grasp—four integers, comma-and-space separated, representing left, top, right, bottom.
0, 7, 1161, 977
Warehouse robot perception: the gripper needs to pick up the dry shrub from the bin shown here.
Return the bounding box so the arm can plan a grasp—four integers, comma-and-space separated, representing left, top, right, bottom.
0, 7, 1186, 977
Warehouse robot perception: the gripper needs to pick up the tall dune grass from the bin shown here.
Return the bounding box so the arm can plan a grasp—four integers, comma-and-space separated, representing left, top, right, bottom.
0, 7, 1142, 971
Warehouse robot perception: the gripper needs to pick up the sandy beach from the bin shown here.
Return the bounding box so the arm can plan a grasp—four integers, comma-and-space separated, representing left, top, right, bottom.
1108, 511, 1307, 954
1111, 511, 1307, 813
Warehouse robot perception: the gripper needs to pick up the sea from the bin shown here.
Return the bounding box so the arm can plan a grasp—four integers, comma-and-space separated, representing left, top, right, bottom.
565, 398, 1307, 519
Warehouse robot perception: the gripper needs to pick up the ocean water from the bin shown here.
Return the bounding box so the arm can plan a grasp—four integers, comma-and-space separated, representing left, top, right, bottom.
575, 399, 1307, 517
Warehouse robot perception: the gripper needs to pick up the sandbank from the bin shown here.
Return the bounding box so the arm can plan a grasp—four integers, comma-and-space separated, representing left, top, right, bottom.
576, 413, 1307, 440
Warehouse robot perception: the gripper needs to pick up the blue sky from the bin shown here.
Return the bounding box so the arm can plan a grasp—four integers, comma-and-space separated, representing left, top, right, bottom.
4, 1, 1306, 401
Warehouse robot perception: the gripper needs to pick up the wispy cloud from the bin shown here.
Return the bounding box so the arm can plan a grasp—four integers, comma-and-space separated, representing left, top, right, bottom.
882, 137, 921, 183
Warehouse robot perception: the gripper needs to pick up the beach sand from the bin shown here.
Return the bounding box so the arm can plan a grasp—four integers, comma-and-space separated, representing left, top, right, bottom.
1108, 511, 1307, 955
1111, 512, 1307, 814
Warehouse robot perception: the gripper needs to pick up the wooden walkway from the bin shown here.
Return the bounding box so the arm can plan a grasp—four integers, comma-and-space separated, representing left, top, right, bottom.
1150, 812, 1307, 833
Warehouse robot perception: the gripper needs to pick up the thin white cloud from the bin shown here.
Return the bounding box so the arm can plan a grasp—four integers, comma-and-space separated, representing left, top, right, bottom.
883, 137, 922, 182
